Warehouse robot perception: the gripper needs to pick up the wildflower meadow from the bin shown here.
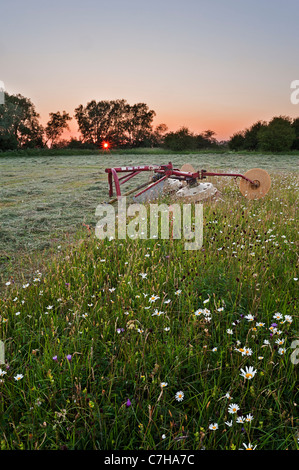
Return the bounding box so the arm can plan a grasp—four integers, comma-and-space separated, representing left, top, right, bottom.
0, 154, 298, 450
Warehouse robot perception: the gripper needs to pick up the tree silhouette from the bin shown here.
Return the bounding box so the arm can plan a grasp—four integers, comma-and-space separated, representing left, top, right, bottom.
45, 111, 72, 148
74, 99, 155, 147
0, 92, 43, 149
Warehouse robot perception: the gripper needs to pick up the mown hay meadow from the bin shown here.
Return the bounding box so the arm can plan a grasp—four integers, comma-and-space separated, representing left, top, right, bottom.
0, 153, 298, 450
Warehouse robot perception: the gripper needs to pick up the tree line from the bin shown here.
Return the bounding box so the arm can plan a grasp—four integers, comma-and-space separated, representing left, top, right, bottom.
228, 116, 299, 152
0, 91, 298, 152
0, 91, 217, 151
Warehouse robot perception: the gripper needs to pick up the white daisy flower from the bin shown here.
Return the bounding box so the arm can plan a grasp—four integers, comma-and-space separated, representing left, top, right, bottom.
228, 403, 240, 414
273, 312, 283, 320
243, 443, 257, 450
194, 309, 203, 316
240, 366, 257, 380
149, 295, 160, 303
236, 416, 245, 423
245, 413, 254, 422
243, 348, 253, 357
152, 309, 164, 316
275, 338, 285, 345
209, 423, 218, 431
284, 315, 292, 324
14, 374, 24, 381
175, 391, 184, 402
202, 308, 211, 316
278, 347, 286, 355
244, 314, 254, 322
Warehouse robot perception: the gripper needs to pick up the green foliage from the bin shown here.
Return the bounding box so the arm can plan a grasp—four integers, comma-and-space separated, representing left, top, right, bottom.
45, 111, 72, 148
257, 116, 296, 152
229, 116, 298, 152
0, 92, 44, 150
228, 132, 245, 151
163, 127, 218, 151
0, 133, 19, 151
243, 121, 266, 151
291, 117, 299, 150
151, 123, 169, 147
163, 127, 197, 151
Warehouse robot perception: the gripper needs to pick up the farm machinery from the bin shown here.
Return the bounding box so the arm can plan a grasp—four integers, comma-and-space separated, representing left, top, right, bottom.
105, 162, 271, 203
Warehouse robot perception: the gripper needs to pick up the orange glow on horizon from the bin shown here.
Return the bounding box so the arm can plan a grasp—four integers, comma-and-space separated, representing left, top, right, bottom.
37, 107, 286, 145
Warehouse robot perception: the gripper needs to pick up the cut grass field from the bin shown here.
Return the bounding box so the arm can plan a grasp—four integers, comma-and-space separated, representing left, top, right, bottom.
0, 151, 297, 280
0, 153, 298, 450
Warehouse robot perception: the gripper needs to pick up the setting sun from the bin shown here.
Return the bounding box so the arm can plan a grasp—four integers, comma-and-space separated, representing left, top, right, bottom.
102, 141, 110, 150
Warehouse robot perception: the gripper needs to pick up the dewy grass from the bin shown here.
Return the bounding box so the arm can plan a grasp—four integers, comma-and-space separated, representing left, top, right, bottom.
0, 154, 298, 450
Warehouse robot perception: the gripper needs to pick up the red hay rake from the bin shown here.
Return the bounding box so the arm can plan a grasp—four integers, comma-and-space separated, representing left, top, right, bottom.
105, 162, 271, 203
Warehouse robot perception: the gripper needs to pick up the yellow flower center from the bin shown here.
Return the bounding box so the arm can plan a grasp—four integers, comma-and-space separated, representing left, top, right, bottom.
246, 373, 252, 379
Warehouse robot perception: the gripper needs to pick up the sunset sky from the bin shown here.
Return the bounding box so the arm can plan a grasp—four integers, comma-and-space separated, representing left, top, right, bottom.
1, 0, 299, 141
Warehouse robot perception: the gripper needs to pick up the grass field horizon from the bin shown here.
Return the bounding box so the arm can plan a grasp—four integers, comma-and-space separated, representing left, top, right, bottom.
1, 147, 299, 158
0, 153, 298, 450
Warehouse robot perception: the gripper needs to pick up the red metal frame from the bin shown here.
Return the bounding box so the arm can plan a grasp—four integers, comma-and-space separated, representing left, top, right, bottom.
105, 162, 256, 199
